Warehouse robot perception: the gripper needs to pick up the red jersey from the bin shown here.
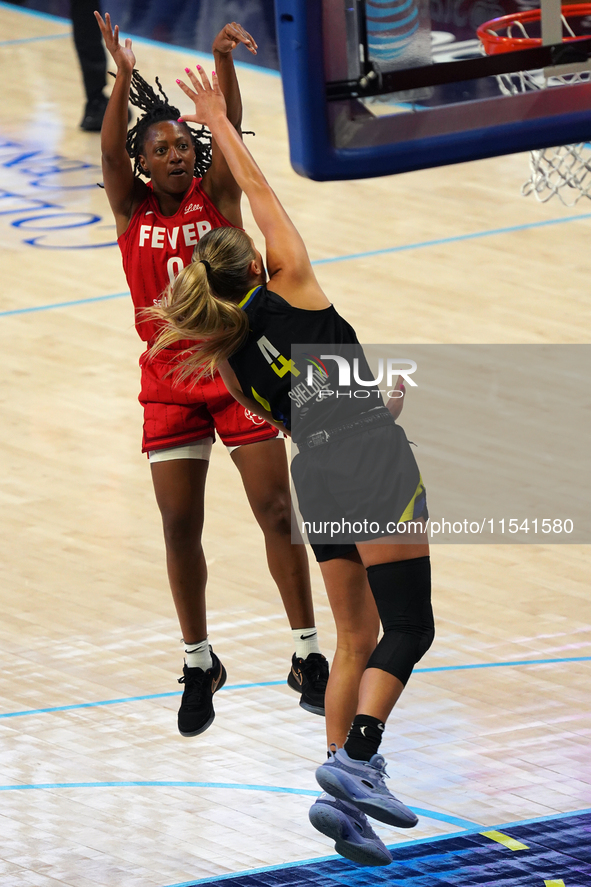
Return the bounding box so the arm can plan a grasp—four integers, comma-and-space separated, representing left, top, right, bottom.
118, 177, 236, 344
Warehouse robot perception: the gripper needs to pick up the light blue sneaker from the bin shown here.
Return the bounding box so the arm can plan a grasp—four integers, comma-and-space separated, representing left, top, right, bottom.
315, 748, 418, 829
309, 793, 393, 867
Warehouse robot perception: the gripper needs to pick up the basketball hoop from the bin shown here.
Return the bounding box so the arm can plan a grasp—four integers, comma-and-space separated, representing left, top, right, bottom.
478, 5, 591, 204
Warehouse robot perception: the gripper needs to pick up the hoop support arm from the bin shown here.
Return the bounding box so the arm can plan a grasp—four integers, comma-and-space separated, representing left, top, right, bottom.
326, 38, 591, 100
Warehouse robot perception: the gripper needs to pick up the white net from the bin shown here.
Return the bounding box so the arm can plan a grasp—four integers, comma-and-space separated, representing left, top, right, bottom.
481, 12, 591, 204
522, 143, 591, 203
496, 68, 591, 205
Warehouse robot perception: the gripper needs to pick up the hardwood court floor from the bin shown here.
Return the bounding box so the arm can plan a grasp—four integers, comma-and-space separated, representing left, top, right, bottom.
0, 4, 590, 886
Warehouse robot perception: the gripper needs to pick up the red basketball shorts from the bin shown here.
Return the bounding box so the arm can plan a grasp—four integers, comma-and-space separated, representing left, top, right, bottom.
139, 347, 280, 454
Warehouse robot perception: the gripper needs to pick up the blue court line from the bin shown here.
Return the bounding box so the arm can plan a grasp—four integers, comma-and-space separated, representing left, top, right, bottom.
0, 680, 284, 719
0, 32, 70, 46
0, 291, 129, 317
0, 1, 279, 77
0, 780, 318, 797
166, 807, 591, 887
3, 211, 591, 318
403, 808, 478, 829
0, 656, 588, 721
417, 654, 591, 672
311, 211, 591, 266
0, 780, 478, 830
0, 783, 475, 829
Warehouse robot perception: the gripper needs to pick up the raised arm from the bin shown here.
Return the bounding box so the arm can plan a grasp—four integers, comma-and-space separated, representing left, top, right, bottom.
177, 69, 329, 310
94, 11, 148, 237
218, 361, 290, 434
200, 23, 258, 227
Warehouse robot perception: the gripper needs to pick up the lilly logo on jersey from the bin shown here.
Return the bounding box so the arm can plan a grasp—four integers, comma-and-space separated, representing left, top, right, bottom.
184, 203, 203, 214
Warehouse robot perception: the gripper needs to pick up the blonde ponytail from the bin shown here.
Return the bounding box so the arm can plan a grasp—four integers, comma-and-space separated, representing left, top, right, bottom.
146, 227, 257, 381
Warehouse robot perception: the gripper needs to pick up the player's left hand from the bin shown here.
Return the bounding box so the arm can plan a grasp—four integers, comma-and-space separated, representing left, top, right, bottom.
212, 22, 257, 56
177, 66, 227, 126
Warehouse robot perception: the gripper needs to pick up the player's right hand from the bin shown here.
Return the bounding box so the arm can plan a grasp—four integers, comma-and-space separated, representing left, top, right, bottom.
95, 11, 136, 72
212, 22, 257, 56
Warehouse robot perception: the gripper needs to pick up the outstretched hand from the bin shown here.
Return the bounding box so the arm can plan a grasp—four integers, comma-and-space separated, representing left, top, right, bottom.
212, 22, 257, 56
94, 11, 135, 72
176, 67, 227, 127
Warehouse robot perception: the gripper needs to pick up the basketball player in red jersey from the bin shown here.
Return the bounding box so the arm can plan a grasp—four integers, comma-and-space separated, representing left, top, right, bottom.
95, 12, 328, 736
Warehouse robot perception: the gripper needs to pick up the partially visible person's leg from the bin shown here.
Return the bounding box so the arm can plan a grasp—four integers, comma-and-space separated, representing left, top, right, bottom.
309, 549, 390, 867
71, 0, 108, 130
316, 534, 433, 829
354, 537, 432, 728
317, 550, 380, 748
150, 447, 226, 737
150, 455, 209, 644
231, 437, 329, 714
232, 438, 314, 626
211, 376, 328, 702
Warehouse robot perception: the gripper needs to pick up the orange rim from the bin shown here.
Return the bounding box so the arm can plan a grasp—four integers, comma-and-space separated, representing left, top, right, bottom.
477, 3, 591, 55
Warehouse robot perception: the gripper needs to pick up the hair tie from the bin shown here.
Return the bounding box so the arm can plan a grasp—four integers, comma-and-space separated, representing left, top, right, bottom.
200, 259, 211, 275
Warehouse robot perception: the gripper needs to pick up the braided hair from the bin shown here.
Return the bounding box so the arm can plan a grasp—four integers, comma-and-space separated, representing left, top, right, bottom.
125, 70, 212, 178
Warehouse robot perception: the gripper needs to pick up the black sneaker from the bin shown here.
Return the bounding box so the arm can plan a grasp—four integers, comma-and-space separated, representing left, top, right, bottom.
80, 94, 108, 131
177, 650, 227, 737
287, 652, 329, 716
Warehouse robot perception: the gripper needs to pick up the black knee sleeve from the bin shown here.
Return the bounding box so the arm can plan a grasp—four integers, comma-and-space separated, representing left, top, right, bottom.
366, 556, 434, 685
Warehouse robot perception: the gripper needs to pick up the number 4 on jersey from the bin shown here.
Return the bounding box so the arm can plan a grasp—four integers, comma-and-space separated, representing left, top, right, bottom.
257, 336, 301, 378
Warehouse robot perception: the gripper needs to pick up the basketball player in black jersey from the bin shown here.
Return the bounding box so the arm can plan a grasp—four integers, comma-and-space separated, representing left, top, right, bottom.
151, 67, 435, 867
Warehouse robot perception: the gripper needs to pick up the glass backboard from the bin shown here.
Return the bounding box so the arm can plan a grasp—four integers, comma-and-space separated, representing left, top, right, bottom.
275, 0, 591, 179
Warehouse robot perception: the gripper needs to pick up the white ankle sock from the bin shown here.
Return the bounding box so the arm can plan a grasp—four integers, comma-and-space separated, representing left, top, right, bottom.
292, 627, 320, 659
183, 638, 212, 671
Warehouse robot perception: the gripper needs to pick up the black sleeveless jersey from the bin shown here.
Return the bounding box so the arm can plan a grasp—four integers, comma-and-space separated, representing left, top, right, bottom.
228, 285, 376, 443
